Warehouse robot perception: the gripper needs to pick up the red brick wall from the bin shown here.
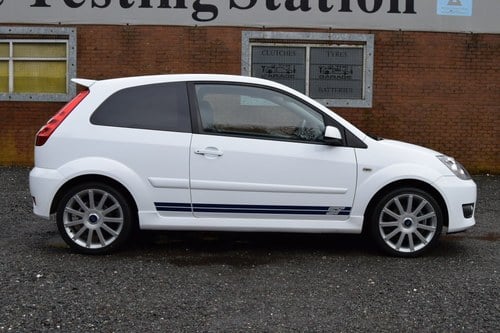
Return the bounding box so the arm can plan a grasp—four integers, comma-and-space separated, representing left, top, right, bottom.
1, 26, 498, 173
336, 31, 500, 174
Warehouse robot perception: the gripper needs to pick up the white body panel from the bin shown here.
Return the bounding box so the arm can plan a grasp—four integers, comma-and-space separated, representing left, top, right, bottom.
29, 74, 476, 237
189, 134, 356, 219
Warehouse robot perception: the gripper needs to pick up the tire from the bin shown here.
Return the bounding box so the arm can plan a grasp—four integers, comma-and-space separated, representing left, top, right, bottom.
369, 187, 443, 257
56, 182, 135, 254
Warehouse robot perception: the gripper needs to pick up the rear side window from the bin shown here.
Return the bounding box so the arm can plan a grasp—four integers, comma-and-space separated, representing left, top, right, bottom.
90, 82, 191, 132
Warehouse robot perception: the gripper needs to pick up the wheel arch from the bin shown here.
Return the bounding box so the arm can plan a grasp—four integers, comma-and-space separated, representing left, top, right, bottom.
50, 174, 139, 220
362, 179, 449, 233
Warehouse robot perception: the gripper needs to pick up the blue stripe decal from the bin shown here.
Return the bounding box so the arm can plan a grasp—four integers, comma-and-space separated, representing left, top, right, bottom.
193, 203, 330, 211
155, 202, 192, 212
194, 208, 329, 215
155, 202, 351, 216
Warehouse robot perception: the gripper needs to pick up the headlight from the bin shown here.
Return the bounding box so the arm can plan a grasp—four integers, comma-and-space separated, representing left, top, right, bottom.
437, 155, 471, 180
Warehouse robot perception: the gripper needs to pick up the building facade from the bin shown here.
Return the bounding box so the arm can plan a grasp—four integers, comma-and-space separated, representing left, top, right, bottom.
0, 1, 499, 172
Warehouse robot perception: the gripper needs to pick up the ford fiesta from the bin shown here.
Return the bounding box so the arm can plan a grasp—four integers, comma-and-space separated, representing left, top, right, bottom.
29, 74, 476, 257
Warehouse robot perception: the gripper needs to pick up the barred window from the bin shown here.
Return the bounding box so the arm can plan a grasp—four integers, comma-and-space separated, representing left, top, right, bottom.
0, 27, 76, 102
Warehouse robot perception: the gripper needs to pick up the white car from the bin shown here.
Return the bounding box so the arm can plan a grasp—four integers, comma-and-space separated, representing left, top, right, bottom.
29, 74, 476, 257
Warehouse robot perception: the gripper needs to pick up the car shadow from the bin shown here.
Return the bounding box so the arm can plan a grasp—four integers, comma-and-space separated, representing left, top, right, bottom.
123, 230, 379, 265
43, 229, 475, 265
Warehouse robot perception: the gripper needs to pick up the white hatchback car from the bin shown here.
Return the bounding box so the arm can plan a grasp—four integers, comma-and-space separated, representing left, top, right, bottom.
30, 74, 476, 257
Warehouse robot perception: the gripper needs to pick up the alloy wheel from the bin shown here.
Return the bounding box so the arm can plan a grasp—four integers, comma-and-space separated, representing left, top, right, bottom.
62, 188, 124, 250
377, 192, 438, 254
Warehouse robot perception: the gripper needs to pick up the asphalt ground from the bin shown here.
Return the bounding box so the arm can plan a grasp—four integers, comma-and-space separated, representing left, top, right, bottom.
0, 167, 498, 332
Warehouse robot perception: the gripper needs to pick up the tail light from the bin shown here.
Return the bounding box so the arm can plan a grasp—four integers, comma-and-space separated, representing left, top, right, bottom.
35, 90, 90, 146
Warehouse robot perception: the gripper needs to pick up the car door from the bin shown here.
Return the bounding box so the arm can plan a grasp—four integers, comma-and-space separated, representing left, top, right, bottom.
189, 82, 357, 221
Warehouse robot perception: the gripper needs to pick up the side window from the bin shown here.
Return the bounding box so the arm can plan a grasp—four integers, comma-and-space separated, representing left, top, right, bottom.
194, 84, 325, 142
91, 82, 191, 133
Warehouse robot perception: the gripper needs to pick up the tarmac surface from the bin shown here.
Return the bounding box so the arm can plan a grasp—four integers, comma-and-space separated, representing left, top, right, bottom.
0, 167, 498, 332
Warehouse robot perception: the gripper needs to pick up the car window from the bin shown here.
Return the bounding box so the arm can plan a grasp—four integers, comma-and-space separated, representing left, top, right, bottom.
194, 84, 325, 142
91, 82, 191, 132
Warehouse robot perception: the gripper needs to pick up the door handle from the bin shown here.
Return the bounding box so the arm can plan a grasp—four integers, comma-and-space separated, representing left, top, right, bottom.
194, 147, 224, 157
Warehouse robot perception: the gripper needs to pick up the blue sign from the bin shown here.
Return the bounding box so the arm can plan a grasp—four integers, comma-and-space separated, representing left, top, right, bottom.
437, 0, 473, 16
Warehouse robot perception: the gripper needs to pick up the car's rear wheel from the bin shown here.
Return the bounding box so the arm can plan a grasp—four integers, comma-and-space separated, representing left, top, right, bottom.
370, 187, 443, 257
56, 182, 134, 254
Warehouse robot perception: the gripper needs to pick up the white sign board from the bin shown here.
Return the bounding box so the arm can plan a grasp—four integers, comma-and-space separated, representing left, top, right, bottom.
0, 0, 498, 33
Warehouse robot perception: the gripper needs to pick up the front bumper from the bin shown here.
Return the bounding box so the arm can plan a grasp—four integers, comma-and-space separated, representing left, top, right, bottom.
433, 176, 477, 233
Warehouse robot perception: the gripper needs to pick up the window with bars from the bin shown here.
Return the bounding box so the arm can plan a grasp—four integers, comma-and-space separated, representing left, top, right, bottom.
0, 27, 76, 102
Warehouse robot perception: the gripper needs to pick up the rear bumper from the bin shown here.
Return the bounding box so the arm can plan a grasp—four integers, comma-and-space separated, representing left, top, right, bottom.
434, 176, 477, 233
29, 167, 64, 219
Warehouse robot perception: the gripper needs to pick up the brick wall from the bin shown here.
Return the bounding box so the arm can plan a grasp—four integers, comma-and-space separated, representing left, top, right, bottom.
336, 31, 500, 174
1, 26, 498, 173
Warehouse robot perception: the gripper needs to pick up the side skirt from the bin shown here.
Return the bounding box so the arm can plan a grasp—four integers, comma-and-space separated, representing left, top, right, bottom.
138, 212, 364, 234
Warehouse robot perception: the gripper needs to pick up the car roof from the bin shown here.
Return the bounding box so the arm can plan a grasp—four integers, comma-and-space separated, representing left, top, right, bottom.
72, 74, 286, 91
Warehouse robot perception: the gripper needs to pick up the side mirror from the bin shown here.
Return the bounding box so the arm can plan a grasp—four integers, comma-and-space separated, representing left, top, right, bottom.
324, 126, 343, 145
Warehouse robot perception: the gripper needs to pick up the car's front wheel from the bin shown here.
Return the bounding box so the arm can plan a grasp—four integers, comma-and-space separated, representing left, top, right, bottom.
370, 187, 443, 257
56, 182, 135, 254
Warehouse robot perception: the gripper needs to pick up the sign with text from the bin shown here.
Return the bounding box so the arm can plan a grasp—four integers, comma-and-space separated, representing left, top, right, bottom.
0, 0, 498, 33
252, 46, 306, 93
437, 0, 473, 17
309, 47, 363, 99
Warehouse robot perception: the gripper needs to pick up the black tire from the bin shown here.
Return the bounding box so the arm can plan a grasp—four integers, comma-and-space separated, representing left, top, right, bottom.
369, 187, 443, 257
56, 182, 135, 254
